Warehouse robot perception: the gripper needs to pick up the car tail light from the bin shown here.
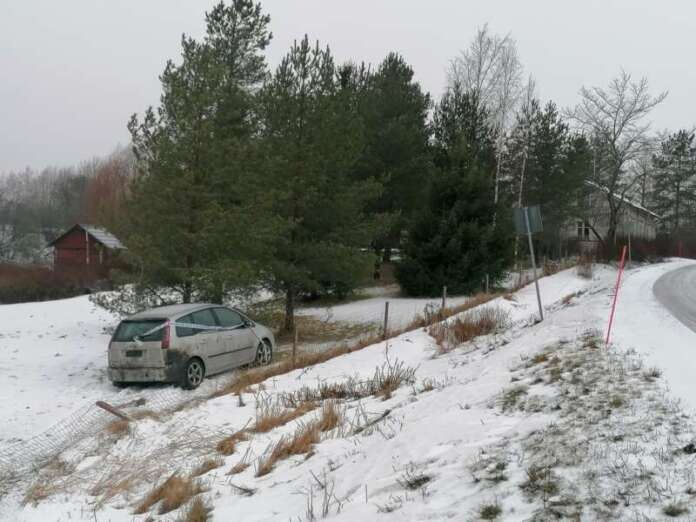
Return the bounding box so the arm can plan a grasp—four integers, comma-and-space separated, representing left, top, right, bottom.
161, 321, 171, 349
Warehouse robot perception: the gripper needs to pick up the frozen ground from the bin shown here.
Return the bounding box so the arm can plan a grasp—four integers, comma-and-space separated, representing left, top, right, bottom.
2, 260, 696, 521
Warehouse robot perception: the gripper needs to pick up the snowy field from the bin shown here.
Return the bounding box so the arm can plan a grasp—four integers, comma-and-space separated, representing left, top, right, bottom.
2, 260, 696, 520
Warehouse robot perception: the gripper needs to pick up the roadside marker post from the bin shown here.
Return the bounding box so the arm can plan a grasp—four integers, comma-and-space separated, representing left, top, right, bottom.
513, 206, 544, 322
605, 245, 628, 347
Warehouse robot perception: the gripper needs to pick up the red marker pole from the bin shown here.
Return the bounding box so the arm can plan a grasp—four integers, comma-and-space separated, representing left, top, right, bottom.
605, 245, 628, 347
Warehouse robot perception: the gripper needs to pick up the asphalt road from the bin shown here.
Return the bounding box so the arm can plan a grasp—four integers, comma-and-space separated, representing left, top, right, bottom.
653, 263, 696, 333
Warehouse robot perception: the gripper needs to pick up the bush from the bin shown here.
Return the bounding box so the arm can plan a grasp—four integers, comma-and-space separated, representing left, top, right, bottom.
0, 263, 87, 304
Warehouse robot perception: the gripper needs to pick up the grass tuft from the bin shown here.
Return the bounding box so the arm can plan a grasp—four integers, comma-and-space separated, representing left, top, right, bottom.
134, 474, 203, 515
191, 458, 223, 478
216, 431, 249, 456
429, 307, 509, 354
479, 500, 502, 519
178, 496, 212, 522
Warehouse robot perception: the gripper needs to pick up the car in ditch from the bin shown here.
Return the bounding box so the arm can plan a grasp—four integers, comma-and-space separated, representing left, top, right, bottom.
107, 303, 275, 389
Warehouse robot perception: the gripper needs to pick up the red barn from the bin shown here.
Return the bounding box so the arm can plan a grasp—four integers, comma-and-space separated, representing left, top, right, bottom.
48, 224, 125, 282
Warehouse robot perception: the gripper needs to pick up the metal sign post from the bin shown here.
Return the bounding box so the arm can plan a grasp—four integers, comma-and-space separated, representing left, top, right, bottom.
513, 206, 544, 322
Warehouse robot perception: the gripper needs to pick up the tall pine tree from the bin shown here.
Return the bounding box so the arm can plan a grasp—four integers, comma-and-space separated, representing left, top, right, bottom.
124, 0, 275, 304
259, 36, 382, 331
352, 53, 432, 261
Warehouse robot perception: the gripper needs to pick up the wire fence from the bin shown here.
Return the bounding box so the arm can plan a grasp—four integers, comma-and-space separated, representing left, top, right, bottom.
0, 386, 202, 490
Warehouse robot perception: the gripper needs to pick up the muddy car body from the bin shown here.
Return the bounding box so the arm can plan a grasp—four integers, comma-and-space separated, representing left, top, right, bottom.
107, 303, 275, 389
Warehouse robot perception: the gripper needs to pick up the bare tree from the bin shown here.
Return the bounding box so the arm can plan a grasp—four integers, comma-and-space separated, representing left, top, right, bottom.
569, 71, 667, 247
449, 24, 523, 205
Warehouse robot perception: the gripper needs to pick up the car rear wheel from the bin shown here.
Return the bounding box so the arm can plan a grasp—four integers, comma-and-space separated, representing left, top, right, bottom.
255, 340, 272, 366
182, 357, 205, 389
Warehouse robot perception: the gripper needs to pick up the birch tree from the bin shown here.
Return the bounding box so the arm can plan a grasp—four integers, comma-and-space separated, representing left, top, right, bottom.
448, 24, 523, 204
569, 71, 667, 248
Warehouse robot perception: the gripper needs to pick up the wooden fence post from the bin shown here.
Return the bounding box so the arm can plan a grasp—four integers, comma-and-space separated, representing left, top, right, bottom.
383, 301, 390, 340
292, 327, 298, 368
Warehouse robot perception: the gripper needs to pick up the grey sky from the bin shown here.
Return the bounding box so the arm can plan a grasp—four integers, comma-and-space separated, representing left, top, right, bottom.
1, 1, 694, 173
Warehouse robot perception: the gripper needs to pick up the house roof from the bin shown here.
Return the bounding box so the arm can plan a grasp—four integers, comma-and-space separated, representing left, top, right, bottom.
585, 181, 661, 220
48, 224, 125, 250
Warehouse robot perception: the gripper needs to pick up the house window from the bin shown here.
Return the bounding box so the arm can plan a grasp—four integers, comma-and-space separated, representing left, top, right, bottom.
577, 220, 591, 240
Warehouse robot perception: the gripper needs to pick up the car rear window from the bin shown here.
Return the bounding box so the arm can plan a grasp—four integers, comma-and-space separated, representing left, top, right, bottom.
113, 319, 166, 342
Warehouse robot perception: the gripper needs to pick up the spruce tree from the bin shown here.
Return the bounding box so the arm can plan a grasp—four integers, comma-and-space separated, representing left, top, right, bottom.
396, 85, 512, 296
259, 36, 382, 331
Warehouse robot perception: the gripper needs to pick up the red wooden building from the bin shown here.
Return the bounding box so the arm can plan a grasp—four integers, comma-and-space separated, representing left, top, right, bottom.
48, 224, 125, 282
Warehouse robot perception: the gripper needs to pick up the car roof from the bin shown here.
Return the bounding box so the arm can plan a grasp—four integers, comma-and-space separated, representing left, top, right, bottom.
127, 303, 224, 321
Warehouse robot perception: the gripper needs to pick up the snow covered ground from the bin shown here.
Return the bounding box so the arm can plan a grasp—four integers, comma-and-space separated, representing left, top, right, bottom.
2, 260, 696, 520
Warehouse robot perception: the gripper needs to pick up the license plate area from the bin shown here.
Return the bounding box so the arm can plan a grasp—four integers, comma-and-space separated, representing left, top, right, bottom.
126, 350, 143, 357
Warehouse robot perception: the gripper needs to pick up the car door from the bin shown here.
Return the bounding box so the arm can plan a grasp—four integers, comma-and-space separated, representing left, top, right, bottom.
212, 307, 257, 369
188, 308, 224, 374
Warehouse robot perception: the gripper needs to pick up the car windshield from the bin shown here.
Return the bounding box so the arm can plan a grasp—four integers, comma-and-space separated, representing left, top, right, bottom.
113, 319, 166, 342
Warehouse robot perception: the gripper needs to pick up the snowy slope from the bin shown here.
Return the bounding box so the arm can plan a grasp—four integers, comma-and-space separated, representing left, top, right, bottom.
0, 296, 117, 443
3, 261, 696, 521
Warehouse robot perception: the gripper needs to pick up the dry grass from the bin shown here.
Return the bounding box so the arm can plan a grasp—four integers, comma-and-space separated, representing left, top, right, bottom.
22, 458, 74, 506
253, 401, 317, 433
429, 307, 509, 354
134, 474, 203, 515
228, 461, 250, 475
316, 401, 342, 432
191, 458, 223, 478
279, 361, 416, 407
106, 419, 131, 437
178, 496, 212, 522
256, 422, 321, 477
216, 431, 249, 456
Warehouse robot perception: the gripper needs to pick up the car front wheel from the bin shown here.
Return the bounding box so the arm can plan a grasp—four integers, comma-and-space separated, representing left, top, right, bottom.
255, 340, 273, 366
182, 358, 205, 389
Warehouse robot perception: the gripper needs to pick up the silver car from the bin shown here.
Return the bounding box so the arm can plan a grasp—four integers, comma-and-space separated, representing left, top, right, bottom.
107, 303, 275, 389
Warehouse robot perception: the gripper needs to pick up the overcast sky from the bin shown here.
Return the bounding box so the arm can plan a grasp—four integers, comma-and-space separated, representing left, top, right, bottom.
1, 0, 694, 173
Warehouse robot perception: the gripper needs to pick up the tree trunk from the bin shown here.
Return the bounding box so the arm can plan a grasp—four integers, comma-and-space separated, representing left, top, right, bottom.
382, 246, 392, 263
284, 286, 295, 333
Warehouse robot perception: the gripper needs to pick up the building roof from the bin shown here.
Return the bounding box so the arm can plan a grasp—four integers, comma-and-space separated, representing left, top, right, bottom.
585, 181, 661, 220
48, 224, 126, 249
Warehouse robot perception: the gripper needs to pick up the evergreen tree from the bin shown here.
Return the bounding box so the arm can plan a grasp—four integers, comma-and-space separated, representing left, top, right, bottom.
259, 36, 382, 331
352, 53, 432, 261
125, 0, 275, 304
396, 85, 512, 296
651, 130, 696, 235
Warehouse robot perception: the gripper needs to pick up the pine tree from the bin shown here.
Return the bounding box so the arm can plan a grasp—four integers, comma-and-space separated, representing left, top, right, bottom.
124, 1, 274, 304
396, 85, 512, 296
652, 130, 696, 235
352, 53, 432, 261
259, 36, 382, 331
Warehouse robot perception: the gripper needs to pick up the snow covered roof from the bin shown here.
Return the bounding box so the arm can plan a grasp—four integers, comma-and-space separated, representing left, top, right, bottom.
79, 224, 125, 249
585, 180, 661, 220
48, 224, 125, 250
